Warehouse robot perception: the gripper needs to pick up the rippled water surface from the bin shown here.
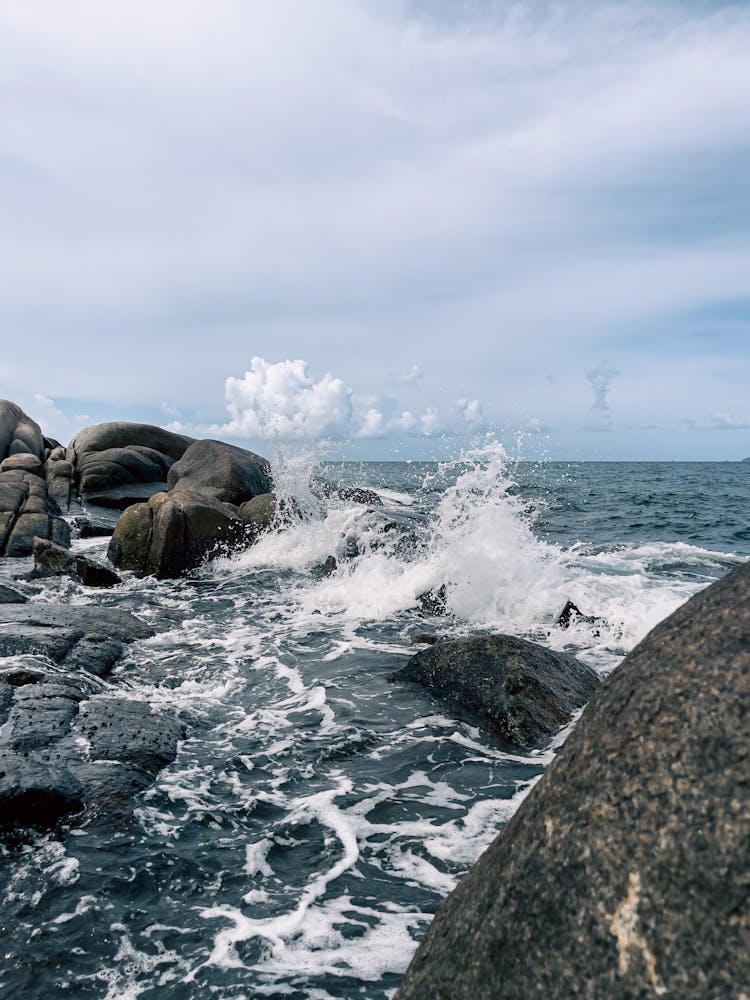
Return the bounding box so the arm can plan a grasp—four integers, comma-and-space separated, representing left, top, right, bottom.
1, 454, 748, 999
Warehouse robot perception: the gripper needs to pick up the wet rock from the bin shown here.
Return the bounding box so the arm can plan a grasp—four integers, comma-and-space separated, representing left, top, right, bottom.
0, 583, 28, 604
107, 488, 246, 579
312, 478, 383, 506
239, 492, 279, 539
390, 634, 599, 749
556, 598, 603, 631
167, 439, 272, 506
417, 585, 447, 616
0, 602, 178, 835
411, 633, 438, 645
311, 555, 338, 579
0, 400, 44, 463
0, 469, 70, 557
0, 603, 152, 676
395, 560, 750, 1000
32, 537, 121, 588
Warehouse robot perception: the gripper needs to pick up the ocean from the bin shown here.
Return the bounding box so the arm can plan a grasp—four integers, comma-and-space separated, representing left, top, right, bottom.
1, 448, 748, 999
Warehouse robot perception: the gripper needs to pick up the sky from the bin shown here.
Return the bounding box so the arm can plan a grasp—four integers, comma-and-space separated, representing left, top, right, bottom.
1, 0, 749, 460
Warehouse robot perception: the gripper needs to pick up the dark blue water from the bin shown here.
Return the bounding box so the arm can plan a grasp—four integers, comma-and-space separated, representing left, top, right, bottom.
0, 456, 747, 999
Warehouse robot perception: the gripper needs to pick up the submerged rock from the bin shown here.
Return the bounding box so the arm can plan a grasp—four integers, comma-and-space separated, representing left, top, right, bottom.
107, 488, 246, 579
32, 537, 121, 588
0, 583, 28, 604
390, 634, 599, 749
395, 560, 750, 1000
167, 439, 272, 506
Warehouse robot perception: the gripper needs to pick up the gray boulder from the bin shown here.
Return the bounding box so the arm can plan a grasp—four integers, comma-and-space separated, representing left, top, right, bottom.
167, 438, 272, 506
107, 488, 246, 578
0, 400, 44, 462
32, 536, 121, 588
0, 452, 44, 477
239, 492, 279, 538
390, 634, 599, 749
66, 422, 194, 511
0, 468, 70, 557
395, 560, 750, 1000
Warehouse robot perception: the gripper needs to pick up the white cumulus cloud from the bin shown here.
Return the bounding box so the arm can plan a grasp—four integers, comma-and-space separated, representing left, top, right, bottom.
217, 357, 354, 440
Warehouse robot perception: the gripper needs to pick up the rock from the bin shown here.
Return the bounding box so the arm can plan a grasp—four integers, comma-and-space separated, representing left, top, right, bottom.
390, 634, 599, 749
312, 478, 383, 506
107, 488, 246, 578
0, 602, 175, 834
556, 598, 603, 631
395, 561, 750, 1000
0, 452, 44, 478
0, 681, 183, 834
411, 633, 438, 645
0, 584, 27, 604
0, 401, 44, 463
311, 555, 338, 579
417, 585, 447, 616
167, 439, 272, 506
239, 492, 278, 538
32, 537, 121, 588
0, 469, 70, 557
66, 422, 194, 511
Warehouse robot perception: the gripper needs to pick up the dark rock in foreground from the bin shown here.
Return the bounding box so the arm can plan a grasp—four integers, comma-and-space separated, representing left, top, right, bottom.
395, 560, 750, 1000
108, 488, 246, 578
167, 438, 272, 506
390, 634, 598, 749
0, 601, 182, 834
32, 537, 121, 588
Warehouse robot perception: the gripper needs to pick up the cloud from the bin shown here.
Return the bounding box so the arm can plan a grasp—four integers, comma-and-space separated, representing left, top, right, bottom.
709, 411, 750, 429
393, 365, 424, 385
586, 364, 620, 413
216, 357, 353, 440
456, 398, 485, 429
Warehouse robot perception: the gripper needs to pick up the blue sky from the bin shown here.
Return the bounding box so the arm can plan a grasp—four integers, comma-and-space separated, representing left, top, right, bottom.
1, 0, 748, 459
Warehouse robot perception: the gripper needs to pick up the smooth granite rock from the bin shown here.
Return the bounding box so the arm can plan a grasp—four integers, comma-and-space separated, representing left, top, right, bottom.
390, 634, 599, 748
0, 401, 44, 463
0, 469, 70, 557
107, 488, 246, 578
395, 560, 750, 1000
167, 438, 272, 506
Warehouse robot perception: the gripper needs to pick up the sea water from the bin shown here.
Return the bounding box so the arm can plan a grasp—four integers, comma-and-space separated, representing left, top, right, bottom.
0, 450, 747, 999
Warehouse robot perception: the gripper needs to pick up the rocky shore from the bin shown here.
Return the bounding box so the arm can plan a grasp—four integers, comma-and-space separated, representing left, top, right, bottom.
1, 398, 746, 998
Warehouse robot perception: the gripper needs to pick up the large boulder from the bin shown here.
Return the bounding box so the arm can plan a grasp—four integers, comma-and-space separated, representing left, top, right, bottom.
66, 422, 194, 511
390, 635, 599, 749
0, 400, 44, 462
395, 560, 750, 1000
0, 468, 70, 556
107, 488, 246, 578
167, 439, 272, 506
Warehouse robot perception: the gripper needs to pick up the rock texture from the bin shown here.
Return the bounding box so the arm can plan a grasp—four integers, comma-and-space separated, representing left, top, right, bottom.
32, 537, 121, 587
395, 560, 750, 1000
0, 468, 70, 556
390, 634, 599, 749
107, 488, 246, 578
66, 422, 194, 511
167, 439, 272, 506
0, 602, 183, 833
0, 400, 44, 462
